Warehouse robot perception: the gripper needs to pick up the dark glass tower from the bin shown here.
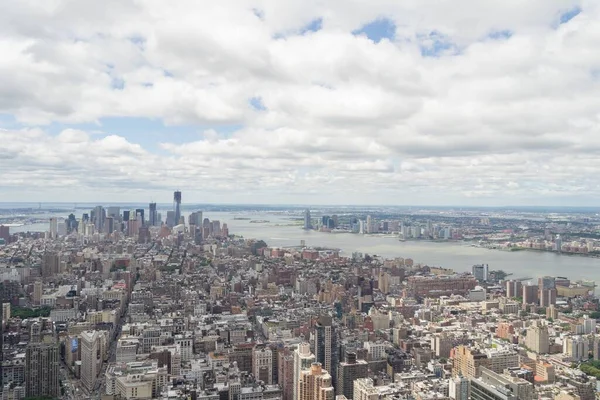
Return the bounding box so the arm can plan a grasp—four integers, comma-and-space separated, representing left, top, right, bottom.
174, 191, 182, 225
314, 315, 338, 387
149, 202, 157, 226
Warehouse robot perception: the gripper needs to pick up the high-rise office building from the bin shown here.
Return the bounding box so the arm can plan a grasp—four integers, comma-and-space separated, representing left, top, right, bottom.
314, 315, 338, 388
366, 215, 373, 234
253, 346, 273, 384
104, 216, 114, 234
505, 280, 522, 298
57, 221, 67, 236
294, 342, 315, 400
298, 363, 334, 400
174, 191, 182, 226
135, 208, 145, 225
66, 213, 78, 233
25, 342, 60, 398
525, 321, 549, 354
166, 211, 176, 228
451, 345, 489, 378
472, 264, 489, 282
33, 281, 42, 306
149, 203, 157, 226
81, 330, 103, 392
449, 376, 469, 400
278, 348, 294, 400
0, 225, 9, 243
304, 209, 312, 230
106, 206, 120, 219
2, 302, 10, 322
564, 336, 589, 361
554, 234, 562, 252
337, 352, 368, 399
49, 217, 58, 239
540, 288, 557, 308
122, 210, 130, 224
539, 276, 556, 290
189, 211, 203, 227
522, 285, 539, 305
93, 205, 105, 232
42, 252, 60, 277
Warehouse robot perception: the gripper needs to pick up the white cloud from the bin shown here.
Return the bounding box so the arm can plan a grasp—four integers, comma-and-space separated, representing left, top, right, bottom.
0, 0, 599, 205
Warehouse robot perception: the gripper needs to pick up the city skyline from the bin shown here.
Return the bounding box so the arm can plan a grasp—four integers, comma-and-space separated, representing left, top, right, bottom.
1, 2, 600, 206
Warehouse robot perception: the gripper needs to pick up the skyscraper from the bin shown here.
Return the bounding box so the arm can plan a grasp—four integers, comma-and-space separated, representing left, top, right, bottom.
298, 363, 334, 400
105, 216, 114, 234
166, 211, 176, 228
294, 343, 315, 400
135, 208, 145, 225
49, 217, 58, 239
337, 352, 368, 399
304, 209, 312, 230
93, 205, 105, 232
106, 206, 120, 219
189, 211, 203, 227
472, 264, 489, 282
0, 225, 9, 243
449, 376, 469, 400
314, 316, 338, 388
42, 252, 60, 277
25, 342, 60, 398
81, 330, 103, 392
523, 285, 539, 305
525, 321, 549, 354
149, 202, 157, 226
174, 191, 182, 226
253, 346, 273, 384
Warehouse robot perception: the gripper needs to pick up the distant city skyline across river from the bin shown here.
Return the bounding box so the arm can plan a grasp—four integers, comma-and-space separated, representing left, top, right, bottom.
4, 208, 600, 286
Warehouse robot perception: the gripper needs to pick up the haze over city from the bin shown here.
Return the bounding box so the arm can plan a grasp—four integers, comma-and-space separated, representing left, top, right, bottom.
1, 1, 600, 205
4, 3, 600, 400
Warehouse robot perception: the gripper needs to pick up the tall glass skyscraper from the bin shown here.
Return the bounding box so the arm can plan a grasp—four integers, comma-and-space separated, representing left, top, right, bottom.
174, 191, 182, 225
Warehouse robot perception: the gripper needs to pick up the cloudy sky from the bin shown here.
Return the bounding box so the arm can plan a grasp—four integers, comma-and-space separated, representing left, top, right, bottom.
1, 0, 599, 206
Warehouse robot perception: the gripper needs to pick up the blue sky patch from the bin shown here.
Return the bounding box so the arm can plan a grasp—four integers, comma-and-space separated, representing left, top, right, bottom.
419, 31, 459, 57
559, 6, 581, 24
300, 18, 322, 34
488, 30, 512, 40
353, 18, 396, 43
249, 97, 267, 111
111, 77, 125, 90
252, 8, 264, 20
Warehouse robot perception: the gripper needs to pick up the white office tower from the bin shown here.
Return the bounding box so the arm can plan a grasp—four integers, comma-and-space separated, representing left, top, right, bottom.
80, 330, 103, 393
49, 218, 58, 239
253, 346, 273, 384
304, 209, 312, 230
294, 342, 316, 400
57, 221, 67, 237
